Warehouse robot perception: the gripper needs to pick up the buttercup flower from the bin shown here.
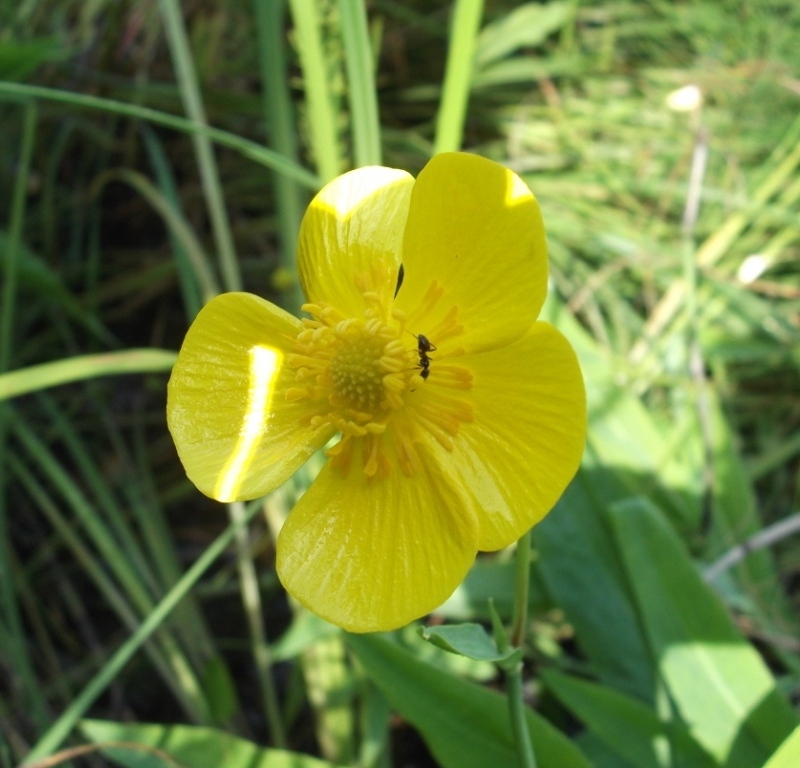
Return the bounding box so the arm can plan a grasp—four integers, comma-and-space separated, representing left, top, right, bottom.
167, 152, 586, 633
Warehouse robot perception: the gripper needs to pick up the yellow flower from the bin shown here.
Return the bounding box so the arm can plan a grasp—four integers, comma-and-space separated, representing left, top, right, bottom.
167, 152, 586, 633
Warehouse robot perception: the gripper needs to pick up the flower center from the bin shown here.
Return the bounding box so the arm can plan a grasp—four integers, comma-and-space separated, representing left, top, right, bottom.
286, 284, 473, 479
329, 331, 395, 413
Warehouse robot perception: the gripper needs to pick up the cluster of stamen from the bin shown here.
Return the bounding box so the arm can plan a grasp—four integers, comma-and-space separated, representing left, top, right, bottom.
286, 281, 474, 478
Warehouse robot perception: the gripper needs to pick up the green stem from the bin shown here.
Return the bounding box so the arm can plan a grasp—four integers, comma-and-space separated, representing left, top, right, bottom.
253, 0, 306, 313
339, 0, 382, 166
433, 0, 484, 154
158, 0, 241, 292
228, 501, 287, 747
508, 529, 536, 768
506, 666, 537, 768
289, 0, 342, 182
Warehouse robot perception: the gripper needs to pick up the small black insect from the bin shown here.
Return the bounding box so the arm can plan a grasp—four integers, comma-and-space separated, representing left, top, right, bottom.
415, 333, 437, 380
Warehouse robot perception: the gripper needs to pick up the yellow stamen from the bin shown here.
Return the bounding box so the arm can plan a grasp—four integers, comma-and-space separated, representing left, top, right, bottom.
287, 279, 474, 478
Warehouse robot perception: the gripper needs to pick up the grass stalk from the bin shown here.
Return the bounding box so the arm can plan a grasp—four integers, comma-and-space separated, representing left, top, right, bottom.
158, 0, 241, 293
228, 501, 287, 747
141, 125, 204, 321
0, 349, 176, 402
9, 453, 186, 710
10, 416, 212, 725
288, 0, 342, 181
433, 0, 484, 154
92, 169, 220, 301
0, 82, 320, 189
22, 498, 266, 765
339, 0, 382, 166
0, 99, 49, 731
253, 0, 307, 313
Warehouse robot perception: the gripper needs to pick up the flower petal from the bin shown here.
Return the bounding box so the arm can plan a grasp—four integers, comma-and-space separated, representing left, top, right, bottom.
298, 166, 414, 316
167, 293, 334, 502
276, 440, 478, 632
395, 153, 548, 354
436, 322, 586, 551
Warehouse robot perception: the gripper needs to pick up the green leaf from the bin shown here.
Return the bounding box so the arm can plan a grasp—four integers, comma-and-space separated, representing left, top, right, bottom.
348, 633, 590, 768
764, 726, 800, 768
534, 473, 656, 703
542, 669, 717, 768
0, 38, 68, 80
608, 498, 798, 768
201, 656, 237, 725
419, 623, 523, 667
79, 720, 337, 768
475, 2, 572, 67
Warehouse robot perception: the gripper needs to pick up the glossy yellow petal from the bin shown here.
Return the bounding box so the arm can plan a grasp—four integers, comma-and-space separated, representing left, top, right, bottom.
395, 153, 548, 354
298, 166, 414, 317
276, 440, 478, 632
434, 322, 586, 551
167, 293, 335, 502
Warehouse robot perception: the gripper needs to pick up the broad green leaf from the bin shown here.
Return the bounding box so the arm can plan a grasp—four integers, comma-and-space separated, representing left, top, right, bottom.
534, 472, 656, 703
763, 726, 800, 768
542, 669, 717, 768
609, 498, 798, 768
419, 623, 523, 666
348, 633, 590, 768
79, 720, 336, 768
531, 297, 710, 706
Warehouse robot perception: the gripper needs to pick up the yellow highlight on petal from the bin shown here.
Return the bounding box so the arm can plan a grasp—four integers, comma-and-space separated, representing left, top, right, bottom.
314, 166, 412, 219
505, 168, 534, 206
215, 345, 282, 502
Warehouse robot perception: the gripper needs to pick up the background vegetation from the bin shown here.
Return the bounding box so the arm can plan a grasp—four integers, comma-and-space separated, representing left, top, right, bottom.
1, 1, 799, 766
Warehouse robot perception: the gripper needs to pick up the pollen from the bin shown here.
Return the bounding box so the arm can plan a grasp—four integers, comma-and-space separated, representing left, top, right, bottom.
329, 333, 389, 412
286, 285, 474, 479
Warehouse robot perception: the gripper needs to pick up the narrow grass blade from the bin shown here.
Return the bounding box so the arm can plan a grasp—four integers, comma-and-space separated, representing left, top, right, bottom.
0, 82, 320, 189
253, 0, 307, 312
92, 168, 220, 302
157, 0, 240, 292
0, 349, 176, 402
0, 99, 50, 730
288, 0, 342, 181
21, 499, 266, 764
339, 0, 382, 166
433, 0, 484, 154
141, 125, 203, 320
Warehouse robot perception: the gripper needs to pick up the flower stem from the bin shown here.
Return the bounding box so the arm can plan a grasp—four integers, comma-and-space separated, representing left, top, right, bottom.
507, 664, 537, 768
508, 529, 537, 768
512, 529, 531, 647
